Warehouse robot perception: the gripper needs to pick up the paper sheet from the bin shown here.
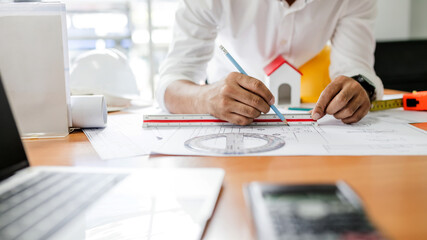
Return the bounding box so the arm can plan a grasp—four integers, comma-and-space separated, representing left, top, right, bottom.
84, 114, 167, 160
151, 112, 427, 156
83, 108, 427, 159
83, 106, 169, 160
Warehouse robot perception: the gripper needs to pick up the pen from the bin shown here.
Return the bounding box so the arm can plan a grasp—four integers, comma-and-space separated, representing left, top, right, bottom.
219, 45, 288, 125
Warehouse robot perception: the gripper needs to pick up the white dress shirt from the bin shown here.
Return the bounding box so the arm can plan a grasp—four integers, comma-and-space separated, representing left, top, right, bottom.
157, 0, 384, 111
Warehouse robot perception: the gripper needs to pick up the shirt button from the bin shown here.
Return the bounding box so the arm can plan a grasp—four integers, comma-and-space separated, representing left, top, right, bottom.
280, 39, 287, 45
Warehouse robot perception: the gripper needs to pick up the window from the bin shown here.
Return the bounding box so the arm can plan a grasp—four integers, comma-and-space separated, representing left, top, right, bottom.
65, 0, 178, 103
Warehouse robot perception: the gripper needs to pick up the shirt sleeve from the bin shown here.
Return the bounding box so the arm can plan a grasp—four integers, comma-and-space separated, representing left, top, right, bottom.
156, 0, 221, 112
329, 0, 384, 100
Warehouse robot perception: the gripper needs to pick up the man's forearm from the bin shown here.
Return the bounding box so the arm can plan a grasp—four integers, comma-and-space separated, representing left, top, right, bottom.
164, 80, 208, 114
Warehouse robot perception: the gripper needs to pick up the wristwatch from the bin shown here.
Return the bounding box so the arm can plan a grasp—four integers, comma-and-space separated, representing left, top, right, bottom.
351, 74, 376, 102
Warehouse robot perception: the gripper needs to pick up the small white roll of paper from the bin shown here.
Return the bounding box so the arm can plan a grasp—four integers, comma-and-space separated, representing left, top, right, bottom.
71, 95, 107, 128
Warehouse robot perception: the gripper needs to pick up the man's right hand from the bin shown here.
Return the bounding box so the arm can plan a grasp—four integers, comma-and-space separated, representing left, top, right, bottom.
203, 72, 275, 125
164, 72, 275, 126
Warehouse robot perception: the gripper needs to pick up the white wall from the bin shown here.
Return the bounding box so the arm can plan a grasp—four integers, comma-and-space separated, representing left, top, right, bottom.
375, 0, 411, 41
375, 0, 427, 41
410, 0, 427, 39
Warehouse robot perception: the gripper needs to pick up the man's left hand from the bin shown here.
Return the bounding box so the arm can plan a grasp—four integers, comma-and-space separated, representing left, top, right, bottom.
311, 76, 371, 124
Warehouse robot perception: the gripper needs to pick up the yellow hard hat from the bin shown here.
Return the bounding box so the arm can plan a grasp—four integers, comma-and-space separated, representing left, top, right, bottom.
299, 46, 331, 103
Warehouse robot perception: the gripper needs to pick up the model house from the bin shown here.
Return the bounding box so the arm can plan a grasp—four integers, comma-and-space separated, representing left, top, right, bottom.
264, 55, 302, 107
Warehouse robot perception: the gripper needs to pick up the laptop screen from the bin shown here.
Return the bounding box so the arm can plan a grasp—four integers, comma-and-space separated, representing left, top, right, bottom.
0, 74, 29, 181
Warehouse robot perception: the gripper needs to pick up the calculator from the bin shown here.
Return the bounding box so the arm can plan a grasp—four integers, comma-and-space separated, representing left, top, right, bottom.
244, 181, 388, 240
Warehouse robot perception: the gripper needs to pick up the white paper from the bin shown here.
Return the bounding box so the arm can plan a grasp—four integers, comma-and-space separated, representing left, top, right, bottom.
83, 111, 169, 160
150, 110, 427, 156
382, 94, 404, 100
71, 95, 107, 128
84, 107, 427, 159
151, 117, 427, 156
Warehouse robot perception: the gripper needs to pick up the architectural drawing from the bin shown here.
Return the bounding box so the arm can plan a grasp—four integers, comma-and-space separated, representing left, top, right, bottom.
151, 113, 427, 156
184, 133, 285, 155
83, 110, 427, 159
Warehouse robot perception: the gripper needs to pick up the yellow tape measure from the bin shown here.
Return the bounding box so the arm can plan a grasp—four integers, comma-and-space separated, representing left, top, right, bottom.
370, 91, 427, 112
370, 99, 403, 111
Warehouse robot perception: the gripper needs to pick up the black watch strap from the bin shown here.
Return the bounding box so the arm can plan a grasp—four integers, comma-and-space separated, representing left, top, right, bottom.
351, 74, 376, 102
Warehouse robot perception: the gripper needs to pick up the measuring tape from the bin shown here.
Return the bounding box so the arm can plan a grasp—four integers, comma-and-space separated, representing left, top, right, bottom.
143, 113, 317, 128
370, 99, 403, 111
370, 91, 427, 112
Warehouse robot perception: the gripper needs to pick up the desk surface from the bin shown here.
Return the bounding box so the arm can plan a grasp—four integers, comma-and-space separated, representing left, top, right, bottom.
24, 90, 427, 240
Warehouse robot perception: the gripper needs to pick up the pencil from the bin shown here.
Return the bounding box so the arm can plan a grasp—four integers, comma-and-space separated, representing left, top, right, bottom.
219, 45, 288, 125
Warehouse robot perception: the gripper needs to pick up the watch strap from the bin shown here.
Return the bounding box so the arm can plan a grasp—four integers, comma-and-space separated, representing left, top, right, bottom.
351, 74, 376, 102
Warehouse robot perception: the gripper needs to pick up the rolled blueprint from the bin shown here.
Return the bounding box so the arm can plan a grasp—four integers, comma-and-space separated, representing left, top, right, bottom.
71, 95, 107, 128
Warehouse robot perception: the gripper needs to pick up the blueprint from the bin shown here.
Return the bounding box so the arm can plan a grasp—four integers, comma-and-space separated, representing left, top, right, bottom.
150, 113, 427, 156
83, 108, 427, 159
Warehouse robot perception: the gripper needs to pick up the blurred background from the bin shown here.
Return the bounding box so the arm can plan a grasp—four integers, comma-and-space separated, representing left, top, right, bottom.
4, 0, 427, 101
62, 0, 179, 104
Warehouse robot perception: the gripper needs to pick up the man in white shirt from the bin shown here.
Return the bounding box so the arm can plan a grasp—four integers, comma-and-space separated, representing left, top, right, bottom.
157, 0, 384, 125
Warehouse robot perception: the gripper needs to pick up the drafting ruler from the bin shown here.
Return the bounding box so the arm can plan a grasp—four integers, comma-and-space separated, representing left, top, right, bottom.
143, 113, 317, 128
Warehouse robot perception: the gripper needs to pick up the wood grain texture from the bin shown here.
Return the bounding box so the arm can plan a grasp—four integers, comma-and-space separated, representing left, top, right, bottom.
23, 136, 427, 240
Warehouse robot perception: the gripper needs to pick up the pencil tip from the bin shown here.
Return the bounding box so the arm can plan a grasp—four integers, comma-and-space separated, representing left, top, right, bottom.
219, 45, 228, 54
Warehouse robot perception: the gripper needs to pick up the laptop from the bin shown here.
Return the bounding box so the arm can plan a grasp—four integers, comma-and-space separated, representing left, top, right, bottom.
0, 74, 224, 240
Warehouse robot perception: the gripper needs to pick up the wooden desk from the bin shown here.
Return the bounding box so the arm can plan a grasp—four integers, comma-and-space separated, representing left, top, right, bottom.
24, 92, 427, 240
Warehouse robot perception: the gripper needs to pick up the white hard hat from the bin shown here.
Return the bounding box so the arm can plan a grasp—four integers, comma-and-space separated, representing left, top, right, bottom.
70, 48, 139, 108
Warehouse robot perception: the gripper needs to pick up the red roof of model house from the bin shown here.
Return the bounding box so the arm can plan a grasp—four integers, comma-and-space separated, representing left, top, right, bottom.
264, 55, 302, 76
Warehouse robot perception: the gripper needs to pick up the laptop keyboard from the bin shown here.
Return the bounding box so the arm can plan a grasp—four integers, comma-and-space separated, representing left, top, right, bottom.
0, 171, 127, 240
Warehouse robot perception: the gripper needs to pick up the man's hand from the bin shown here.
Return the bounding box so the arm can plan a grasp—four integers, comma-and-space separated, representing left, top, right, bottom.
311, 76, 371, 124
164, 73, 274, 125
202, 72, 275, 125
